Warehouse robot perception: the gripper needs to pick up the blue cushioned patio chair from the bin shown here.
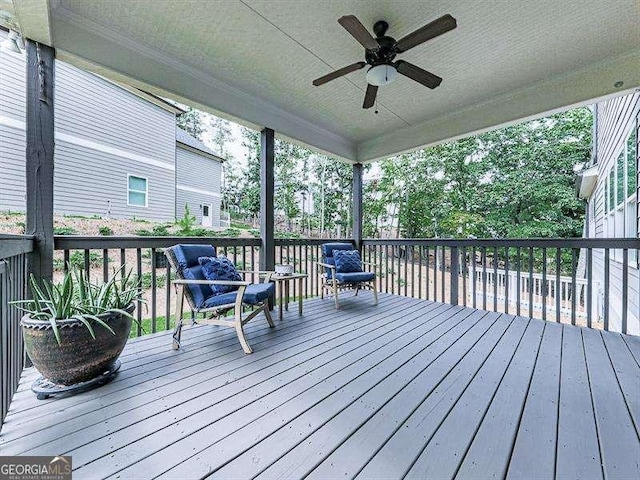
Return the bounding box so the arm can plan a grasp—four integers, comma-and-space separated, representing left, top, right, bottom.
317, 243, 378, 309
165, 244, 275, 354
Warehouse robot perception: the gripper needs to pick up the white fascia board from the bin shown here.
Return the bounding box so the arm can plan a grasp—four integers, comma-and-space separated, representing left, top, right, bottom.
357, 50, 640, 162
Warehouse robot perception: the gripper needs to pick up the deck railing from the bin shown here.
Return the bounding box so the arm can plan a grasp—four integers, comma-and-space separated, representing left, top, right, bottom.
51, 236, 640, 338
362, 238, 640, 334
1, 234, 638, 430
53, 236, 353, 337
0, 234, 33, 424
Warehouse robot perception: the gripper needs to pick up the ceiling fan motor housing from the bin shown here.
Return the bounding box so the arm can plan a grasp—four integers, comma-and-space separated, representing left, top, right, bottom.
365, 34, 397, 66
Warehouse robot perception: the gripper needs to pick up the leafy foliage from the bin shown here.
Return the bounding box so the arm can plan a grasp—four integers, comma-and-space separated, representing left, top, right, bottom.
176, 106, 204, 140
12, 266, 143, 345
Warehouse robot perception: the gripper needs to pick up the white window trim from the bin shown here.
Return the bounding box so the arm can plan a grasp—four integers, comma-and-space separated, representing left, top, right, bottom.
604, 123, 637, 265
127, 174, 149, 208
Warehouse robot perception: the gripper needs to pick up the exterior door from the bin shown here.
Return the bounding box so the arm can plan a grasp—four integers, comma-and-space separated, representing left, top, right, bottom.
202, 204, 213, 227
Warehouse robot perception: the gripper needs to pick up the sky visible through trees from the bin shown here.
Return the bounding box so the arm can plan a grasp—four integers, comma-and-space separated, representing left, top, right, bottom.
178, 106, 592, 239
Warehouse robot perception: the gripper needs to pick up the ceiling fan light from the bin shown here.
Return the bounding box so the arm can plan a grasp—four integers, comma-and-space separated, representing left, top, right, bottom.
366, 64, 397, 87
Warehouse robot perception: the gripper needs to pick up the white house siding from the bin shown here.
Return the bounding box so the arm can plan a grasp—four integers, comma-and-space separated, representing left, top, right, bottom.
176, 145, 222, 226
0, 30, 176, 221
587, 92, 639, 335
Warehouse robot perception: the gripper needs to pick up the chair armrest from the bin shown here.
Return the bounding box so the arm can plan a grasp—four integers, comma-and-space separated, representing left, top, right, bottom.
316, 261, 335, 270
172, 279, 251, 286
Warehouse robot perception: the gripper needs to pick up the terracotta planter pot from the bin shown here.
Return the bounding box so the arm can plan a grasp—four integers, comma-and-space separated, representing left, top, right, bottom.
21, 304, 134, 386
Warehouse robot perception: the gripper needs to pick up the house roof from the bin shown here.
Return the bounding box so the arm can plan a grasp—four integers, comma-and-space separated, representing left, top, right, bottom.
10, 0, 640, 163
176, 127, 224, 162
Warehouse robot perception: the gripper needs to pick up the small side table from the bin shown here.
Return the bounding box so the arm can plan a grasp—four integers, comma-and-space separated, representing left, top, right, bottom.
270, 273, 307, 320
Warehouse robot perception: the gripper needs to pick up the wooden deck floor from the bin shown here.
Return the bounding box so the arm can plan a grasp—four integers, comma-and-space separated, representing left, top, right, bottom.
1, 294, 639, 479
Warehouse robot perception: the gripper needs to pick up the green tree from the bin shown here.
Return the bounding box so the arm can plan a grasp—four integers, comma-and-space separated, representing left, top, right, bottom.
176, 106, 204, 140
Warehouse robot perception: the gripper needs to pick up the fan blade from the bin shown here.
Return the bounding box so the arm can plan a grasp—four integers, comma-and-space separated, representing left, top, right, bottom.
338, 15, 379, 51
395, 14, 457, 53
363, 84, 378, 109
312, 62, 366, 86
396, 61, 442, 89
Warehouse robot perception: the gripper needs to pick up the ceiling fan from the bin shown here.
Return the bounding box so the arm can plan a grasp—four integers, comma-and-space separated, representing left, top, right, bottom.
312, 14, 457, 109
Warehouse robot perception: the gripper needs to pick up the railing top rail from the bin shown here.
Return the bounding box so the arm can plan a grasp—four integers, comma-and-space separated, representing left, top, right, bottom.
0, 235, 35, 259
54, 236, 262, 250
275, 238, 354, 246
362, 238, 640, 249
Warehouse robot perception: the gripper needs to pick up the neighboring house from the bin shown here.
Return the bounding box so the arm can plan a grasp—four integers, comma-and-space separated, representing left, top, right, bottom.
578, 91, 639, 334
175, 128, 223, 227
0, 29, 224, 226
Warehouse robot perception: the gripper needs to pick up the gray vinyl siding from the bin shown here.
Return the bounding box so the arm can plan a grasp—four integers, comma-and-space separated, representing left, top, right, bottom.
54, 141, 175, 222
0, 124, 26, 211
588, 92, 639, 334
55, 62, 175, 165
0, 29, 177, 221
176, 145, 222, 226
0, 34, 27, 211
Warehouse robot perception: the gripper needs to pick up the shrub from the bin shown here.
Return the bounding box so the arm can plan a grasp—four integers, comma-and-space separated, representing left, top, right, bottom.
54, 226, 78, 235
98, 226, 114, 236
176, 205, 197, 235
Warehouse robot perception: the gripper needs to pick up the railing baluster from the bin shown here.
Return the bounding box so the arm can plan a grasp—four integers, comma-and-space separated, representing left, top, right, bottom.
403, 244, 408, 297
482, 247, 487, 311
165, 261, 171, 331
555, 248, 561, 323
410, 244, 415, 299
418, 246, 423, 300
528, 247, 534, 319
84, 249, 90, 279
102, 249, 109, 282
151, 248, 157, 333
472, 247, 476, 308
136, 248, 142, 337
450, 246, 459, 306
63, 249, 70, 272
493, 246, 498, 312
462, 246, 467, 307
441, 246, 446, 303
516, 247, 521, 317
504, 247, 509, 314
604, 248, 610, 331
571, 249, 577, 326
622, 248, 628, 334
542, 248, 547, 321
385, 245, 389, 294
587, 247, 593, 329
120, 249, 126, 280
433, 246, 438, 301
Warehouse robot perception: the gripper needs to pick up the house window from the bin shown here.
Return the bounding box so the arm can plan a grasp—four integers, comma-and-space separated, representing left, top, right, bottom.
127, 175, 148, 207
604, 124, 637, 262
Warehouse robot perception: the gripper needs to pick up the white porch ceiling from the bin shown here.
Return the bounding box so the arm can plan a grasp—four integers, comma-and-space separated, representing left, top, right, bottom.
12, 0, 640, 162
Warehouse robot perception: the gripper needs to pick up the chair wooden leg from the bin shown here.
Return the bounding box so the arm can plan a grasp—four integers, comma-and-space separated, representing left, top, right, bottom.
372, 284, 379, 305
333, 279, 340, 309
235, 308, 252, 354
263, 303, 275, 327
172, 319, 183, 350
172, 285, 185, 350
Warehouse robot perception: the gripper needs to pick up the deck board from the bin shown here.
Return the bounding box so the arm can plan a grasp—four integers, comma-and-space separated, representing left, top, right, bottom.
506, 321, 563, 480
1, 293, 638, 480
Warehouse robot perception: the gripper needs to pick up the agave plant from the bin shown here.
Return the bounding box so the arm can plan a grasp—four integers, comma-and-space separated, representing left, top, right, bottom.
13, 266, 143, 345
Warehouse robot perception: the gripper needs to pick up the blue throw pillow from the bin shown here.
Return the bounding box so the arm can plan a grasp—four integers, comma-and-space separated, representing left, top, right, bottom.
333, 250, 363, 273
198, 256, 242, 295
